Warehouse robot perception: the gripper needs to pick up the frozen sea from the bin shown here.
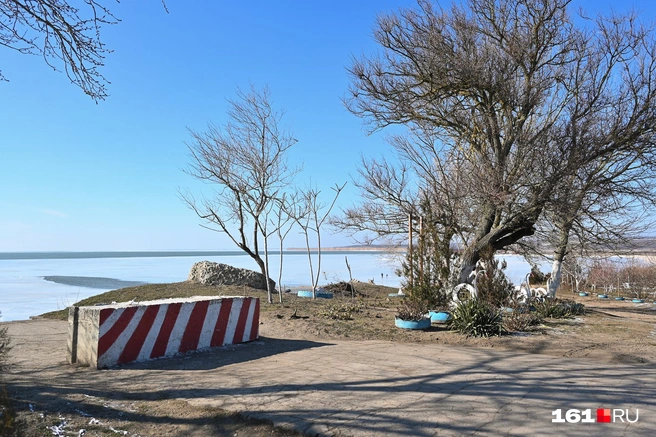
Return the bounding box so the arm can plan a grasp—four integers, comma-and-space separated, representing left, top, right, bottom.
0, 251, 541, 322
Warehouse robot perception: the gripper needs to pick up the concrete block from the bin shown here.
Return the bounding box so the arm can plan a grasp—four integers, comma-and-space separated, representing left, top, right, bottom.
67, 296, 260, 369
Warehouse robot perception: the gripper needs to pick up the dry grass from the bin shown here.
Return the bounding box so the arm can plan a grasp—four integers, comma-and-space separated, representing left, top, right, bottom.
38, 281, 656, 365
40, 282, 263, 320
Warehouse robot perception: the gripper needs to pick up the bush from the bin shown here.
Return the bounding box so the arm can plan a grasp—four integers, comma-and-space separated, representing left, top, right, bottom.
0, 323, 10, 372
318, 301, 364, 320
473, 246, 515, 307
534, 299, 585, 319
0, 385, 16, 436
503, 307, 544, 332
0, 316, 14, 436
529, 265, 549, 285
405, 284, 449, 310
446, 298, 506, 337
396, 298, 429, 321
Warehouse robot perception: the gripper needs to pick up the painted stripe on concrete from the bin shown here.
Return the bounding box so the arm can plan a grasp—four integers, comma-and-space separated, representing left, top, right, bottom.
243, 298, 256, 342
150, 303, 182, 359
249, 299, 260, 341
223, 299, 243, 346
198, 300, 222, 350
99, 308, 118, 330
165, 302, 194, 356
136, 304, 168, 362
118, 305, 160, 364
99, 306, 146, 367
98, 307, 138, 357
180, 300, 210, 353
99, 308, 123, 338
211, 299, 233, 347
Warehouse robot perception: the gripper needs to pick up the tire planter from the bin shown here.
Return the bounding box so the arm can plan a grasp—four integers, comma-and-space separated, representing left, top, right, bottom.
632, 299, 644, 303
597, 294, 608, 299
428, 311, 451, 323
615, 297, 625, 301
395, 317, 431, 330
579, 292, 589, 297
297, 290, 334, 299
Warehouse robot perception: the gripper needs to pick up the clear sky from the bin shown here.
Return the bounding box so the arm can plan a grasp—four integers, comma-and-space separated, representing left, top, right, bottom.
1, 0, 654, 252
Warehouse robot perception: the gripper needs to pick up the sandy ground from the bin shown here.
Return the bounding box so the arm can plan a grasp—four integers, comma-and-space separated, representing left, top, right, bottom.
2, 294, 656, 436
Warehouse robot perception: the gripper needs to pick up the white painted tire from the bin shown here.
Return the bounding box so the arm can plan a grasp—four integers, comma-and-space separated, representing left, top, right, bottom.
452, 283, 476, 305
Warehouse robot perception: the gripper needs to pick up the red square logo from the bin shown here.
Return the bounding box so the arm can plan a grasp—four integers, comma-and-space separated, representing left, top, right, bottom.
597, 408, 611, 423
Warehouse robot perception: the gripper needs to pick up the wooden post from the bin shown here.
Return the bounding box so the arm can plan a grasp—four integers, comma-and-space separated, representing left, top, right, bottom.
409, 213, 413, 288
419, 216, 424, 284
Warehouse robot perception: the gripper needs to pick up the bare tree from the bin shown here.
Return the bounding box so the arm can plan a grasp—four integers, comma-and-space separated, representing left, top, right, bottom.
293, 183, 346, 298
345, 0, 656, 283
533, 155, 655, 296
181, 85, 298, 303
0, 0, 169, 101
272, 193, 297, 303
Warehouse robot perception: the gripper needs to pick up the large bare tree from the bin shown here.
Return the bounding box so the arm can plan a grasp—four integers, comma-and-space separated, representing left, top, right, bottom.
344, 0, 656, 283
0, 0, 122, 101
181, 85, 298, 303
0, 0, 169, 101
525, 150, 656, 296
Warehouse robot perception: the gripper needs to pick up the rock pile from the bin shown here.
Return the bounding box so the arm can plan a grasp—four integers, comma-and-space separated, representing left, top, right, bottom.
188, 261, 275, 291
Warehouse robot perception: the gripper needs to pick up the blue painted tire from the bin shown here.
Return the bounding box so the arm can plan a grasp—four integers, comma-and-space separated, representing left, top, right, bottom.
316, 291, 333, 299
297, 290, 313, 298
579, 292, 589, 297
598, 294, 608, 299
615, 297, 625, 301
395, 317, 431, 330
428, 311, 451, 323
632, 299, 644, 303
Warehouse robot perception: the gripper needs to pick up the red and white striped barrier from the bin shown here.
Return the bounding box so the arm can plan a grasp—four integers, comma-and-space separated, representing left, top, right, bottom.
67, 296, 259, 369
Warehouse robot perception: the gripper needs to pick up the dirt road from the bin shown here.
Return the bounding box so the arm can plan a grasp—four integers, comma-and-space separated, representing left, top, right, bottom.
3, 297, 656, 436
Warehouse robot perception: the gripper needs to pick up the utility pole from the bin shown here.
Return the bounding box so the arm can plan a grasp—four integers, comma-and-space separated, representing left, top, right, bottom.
408, 213, 413, 288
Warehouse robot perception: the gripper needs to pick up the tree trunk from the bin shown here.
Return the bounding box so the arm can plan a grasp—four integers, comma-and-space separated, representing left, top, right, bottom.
263, 234, 273, 304
245, 249, 270, 299
548, 222, 573, 298
459, 251, 478, 285
277, 246, 284, 304
548, 258, 563, 298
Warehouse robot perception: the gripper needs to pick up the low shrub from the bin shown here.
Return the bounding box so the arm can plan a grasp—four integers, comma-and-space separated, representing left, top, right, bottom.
0, 315, 15, 436
396, 298, 429, 321
0, 322, 10, 371
405, 284, 449, 310
475, 246, 515, 307
318, 301, 365, 320
529, 265, 550, 285
503, 307, 544, 332
0, 385, 16, 436
446, 298, 506, 337
534, 299, 585, 319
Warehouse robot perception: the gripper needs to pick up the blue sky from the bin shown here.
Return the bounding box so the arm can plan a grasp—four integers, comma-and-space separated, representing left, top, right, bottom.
1, 0, 654, 251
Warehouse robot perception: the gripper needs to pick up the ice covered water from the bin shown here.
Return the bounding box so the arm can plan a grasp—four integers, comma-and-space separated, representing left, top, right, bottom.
0, 251, 540, 322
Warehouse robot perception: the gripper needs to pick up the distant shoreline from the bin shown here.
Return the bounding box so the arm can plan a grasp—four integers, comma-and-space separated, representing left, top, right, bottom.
287, 246, 405, 252
0, 248, 406, 261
